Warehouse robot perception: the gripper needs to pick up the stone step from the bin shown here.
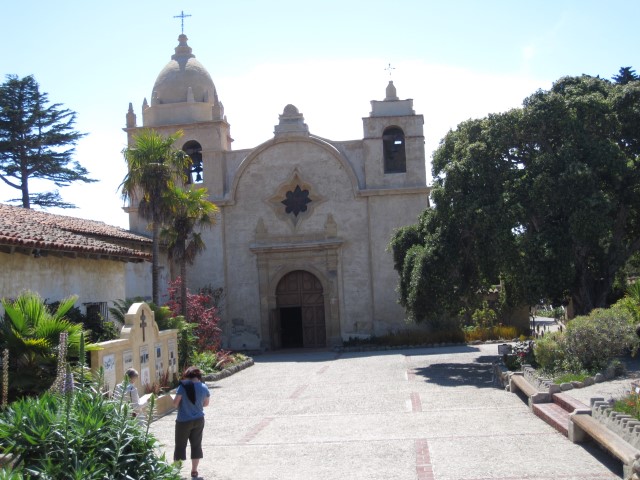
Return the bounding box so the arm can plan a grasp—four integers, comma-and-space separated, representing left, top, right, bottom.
552, 392, 589, 413
533, 402, 571, 436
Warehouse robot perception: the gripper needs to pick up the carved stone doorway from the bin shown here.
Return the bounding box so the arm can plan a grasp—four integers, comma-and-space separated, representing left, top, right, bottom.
275, 270, 326, 348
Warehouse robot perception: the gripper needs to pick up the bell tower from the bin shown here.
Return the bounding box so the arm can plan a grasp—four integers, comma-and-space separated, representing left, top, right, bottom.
123, 33, 232, 233
361, 81, 426, 189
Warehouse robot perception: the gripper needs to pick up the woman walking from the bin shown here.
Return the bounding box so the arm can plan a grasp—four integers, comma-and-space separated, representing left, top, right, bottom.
173, 366, 210, 478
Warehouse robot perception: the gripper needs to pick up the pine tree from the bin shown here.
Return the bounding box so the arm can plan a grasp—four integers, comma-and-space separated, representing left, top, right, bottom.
0, 74, 95, 209
612, 66, 639, 85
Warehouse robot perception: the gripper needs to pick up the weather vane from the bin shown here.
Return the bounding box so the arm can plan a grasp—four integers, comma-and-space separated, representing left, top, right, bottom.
385, 63, 395, 78
173, 10, 192, 34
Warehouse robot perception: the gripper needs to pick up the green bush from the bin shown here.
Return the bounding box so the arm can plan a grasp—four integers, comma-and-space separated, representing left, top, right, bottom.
0, 382, 179, 479
564, 308, 638, 372
533, 332, 565, 372
192, 350, 248, 375
553, 370, 591, 384
610, 281, 640, 327
471, 301, 497, 328
612, 296, 640, 326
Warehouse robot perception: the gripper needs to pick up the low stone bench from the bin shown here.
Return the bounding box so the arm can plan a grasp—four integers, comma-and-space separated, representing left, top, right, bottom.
146, 392, 175, 419
570, 412, 640, 479
509, 373, 549, 408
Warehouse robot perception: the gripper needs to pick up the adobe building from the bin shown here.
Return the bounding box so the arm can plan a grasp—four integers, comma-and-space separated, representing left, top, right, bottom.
123, 33, 430, 350
0, 203, 151, 319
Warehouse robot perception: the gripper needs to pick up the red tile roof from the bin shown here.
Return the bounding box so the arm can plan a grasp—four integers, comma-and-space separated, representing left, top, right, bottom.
0, 203, 151, 262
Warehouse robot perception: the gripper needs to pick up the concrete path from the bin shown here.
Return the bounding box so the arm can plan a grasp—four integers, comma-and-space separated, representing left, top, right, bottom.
150, 344, 622, 480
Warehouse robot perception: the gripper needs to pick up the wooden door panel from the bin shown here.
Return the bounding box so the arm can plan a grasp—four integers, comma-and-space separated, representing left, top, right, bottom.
301, 306, 315, 326
269, 309, 281, 350
301, 293, 323, 305
278, 293, 300, 307
277, 270, 326, 348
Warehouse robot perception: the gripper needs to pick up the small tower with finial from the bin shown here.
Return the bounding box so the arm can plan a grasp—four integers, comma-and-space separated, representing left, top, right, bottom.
361, 64, 426, 189
126, 103, 137, 128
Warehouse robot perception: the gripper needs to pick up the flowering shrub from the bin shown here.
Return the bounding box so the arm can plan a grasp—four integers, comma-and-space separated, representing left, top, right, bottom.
503, 340, 535, 370
614, 389, 640, 421
165, 278, 222, 353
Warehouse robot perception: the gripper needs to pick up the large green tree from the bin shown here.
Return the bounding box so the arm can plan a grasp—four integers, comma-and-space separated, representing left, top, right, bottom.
391, 73, 640, 324
120, 129, 191, 304
162, 186, 218, 317
0, 75, 94, 208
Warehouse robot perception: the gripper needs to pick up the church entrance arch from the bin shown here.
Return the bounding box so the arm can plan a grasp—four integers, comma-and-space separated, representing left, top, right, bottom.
275, 270, 326, 348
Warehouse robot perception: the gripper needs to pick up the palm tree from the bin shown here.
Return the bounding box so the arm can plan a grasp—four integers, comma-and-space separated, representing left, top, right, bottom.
0, 291, 93, 395
120, 129, 191, 304
162, 185, 218, 317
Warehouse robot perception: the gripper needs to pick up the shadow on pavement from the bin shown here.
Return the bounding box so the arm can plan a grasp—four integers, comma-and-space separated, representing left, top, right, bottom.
252, 349, 338, 363
579, 440, 624, 478
252, 344, 486, 363
411, 360, 496, 388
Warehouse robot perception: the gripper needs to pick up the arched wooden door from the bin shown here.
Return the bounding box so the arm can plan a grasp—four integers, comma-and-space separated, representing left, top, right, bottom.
275, 270, 326, 348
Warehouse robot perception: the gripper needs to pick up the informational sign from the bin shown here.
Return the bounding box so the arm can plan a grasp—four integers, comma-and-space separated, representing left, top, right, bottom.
168, 339, 177, 374
103, 354, 116, 393
498, 344, 513, 355
141, 367, 151, 388
139, 345, 149, 366
123, 349, 133, 373
139, 346, 150, 387
155, 343, 163, 381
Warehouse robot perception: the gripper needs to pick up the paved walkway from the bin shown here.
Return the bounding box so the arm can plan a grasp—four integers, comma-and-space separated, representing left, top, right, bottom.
531, 316, 563, 334
150, 344, 623, 480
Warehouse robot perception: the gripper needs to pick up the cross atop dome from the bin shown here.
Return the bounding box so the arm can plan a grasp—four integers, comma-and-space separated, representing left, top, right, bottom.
173, 10, 192, 34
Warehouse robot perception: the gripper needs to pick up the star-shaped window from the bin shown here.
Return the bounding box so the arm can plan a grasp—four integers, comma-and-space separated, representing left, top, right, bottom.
281, 185, 312, 216
267, 168, 324, 228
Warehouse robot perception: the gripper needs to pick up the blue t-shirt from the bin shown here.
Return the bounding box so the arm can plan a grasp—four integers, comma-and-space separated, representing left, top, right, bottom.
175, 380, 210, 422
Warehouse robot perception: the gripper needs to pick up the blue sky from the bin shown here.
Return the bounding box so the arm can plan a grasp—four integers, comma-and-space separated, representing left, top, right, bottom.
1, 0, 638, 228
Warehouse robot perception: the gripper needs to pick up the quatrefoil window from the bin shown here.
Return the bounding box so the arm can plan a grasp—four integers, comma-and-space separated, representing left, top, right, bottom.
281, 185, 311, 216
267, 168, 324, 228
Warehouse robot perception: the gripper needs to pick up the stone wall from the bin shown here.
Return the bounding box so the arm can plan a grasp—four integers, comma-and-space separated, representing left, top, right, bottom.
591, 398, 640, 450
522, 364, 616, 393
0, 252, 127, 310
90, 302, 179, 395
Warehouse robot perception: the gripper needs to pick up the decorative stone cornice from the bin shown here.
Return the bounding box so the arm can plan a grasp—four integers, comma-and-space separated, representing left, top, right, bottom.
250, 238, 343, 254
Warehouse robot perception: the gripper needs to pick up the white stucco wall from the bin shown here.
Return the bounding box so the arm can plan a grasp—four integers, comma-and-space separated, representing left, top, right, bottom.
125, 261, 152, 302
367, 193, 429, 334
0, 252, 127, 308
186, 216, 226, 298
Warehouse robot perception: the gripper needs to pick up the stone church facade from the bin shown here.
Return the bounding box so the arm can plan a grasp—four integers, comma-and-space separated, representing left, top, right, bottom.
124, 34, 430, 350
